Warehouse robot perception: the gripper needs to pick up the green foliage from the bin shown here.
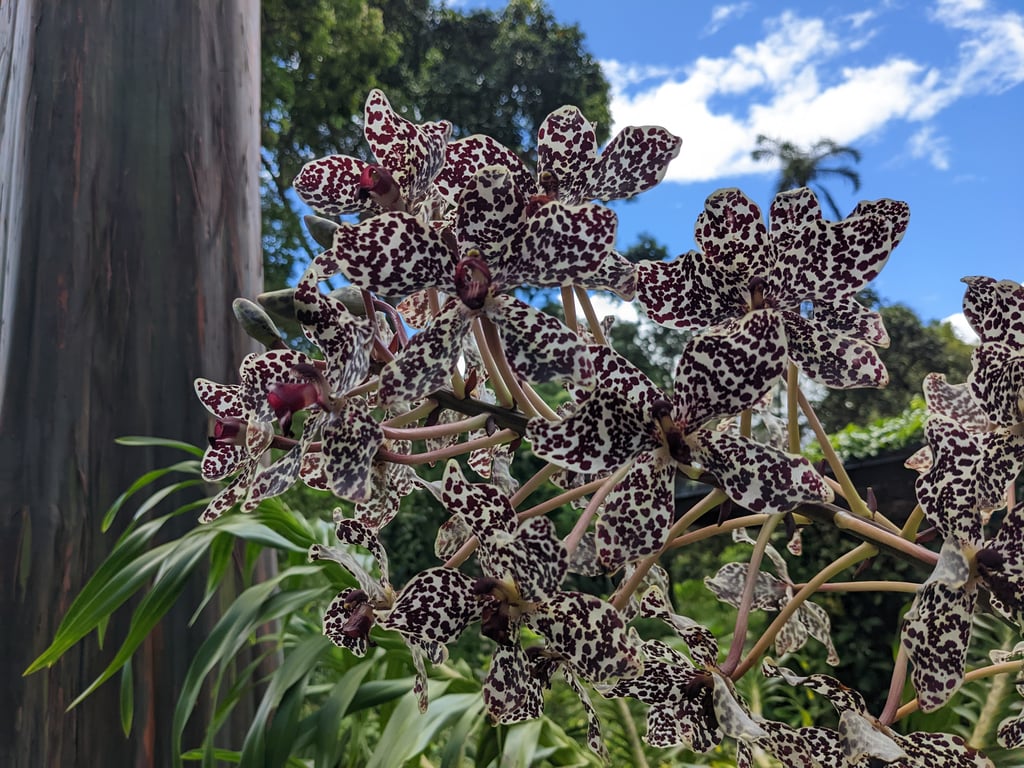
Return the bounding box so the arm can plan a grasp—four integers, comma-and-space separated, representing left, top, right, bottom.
804, 396, 927, 464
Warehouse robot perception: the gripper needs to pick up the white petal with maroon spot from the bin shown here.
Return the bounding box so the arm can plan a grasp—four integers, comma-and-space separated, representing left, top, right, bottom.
924, 373, 989, 430
509, 200, 616, 288
322, 212, 455, 296
691, 430, 833, 514
528, 593, 643, 683
585, 124, 682, 203
293, 154, 376, 217
436, 134, 535, 206
813, 297, 890, 347
482, 643, 544, 724
378, 301, 472, 407
673, 310, 787, 428
783, 312, 889, 389
487, 294, 595, 388
380, 567, 481, 647
320, 400, 384, 502
596, 452, 674, 570
968, 342, 1024, 428
962, 276, 1024, 346
635, 249, 748, 330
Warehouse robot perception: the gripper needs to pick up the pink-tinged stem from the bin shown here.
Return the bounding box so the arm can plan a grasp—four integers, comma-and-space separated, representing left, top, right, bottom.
574, 286, 607, 346
666, 514, 770, 549
730, 542, 877, 680
472, 318, 515, 409
787, 363, 800, 455
892, 659, 1024, 723
561, 286, 578, 334
509, 464, 558, 508
720, 514, 783, 676
562, 461, 633, 556
381, 412, 490, 442
799, 388, 901, 534
611, 489, 728, 611
879, 643, 909, 725
378, 428, 516, 466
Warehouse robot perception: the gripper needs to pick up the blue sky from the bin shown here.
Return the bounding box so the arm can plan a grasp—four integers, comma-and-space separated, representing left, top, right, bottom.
459, 0, 1024, 331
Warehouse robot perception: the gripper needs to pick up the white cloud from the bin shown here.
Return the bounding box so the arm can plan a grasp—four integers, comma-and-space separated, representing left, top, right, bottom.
603, 2, 1024, 183
704, 3, 753, 36
942, 312, 980, 344
908, 125, 951, 169
584, 293, 639, 325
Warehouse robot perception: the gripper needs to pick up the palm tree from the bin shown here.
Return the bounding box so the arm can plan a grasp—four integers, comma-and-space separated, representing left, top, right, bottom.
751, 135, 862, 219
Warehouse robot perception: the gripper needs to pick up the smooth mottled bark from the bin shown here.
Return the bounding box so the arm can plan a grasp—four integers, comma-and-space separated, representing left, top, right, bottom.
0, 2, 261, 766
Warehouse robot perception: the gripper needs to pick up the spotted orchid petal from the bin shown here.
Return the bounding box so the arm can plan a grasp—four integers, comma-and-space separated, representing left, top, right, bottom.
560, 668, 609, 761
635, 249, 749, 330
639, 586, 720, 667
915, 415, 985, 542
586, 250, 637, 299
585, 124, 682, 203
196, 378, 245, 421
293, 154, 377, 217
813, 297, 890, 347
923, 373, 989, 430
486, 517, 567, 601
239, 349, 314, 423
690, 430, 833, 514
770, 189, 906, 305
783, 312, 889, 389
673, 310, 787, 427
902, 540, 975, 712
486, 294, 594, 388
322, 587, 378, 657
455, 167, 526, 270
601, 640, 722, 751
380, 567, 482, 649
596, 452, 674, 570
508, 200, 617, 288
244, 414, 320, 509
199, 465, 261, 523
379, 300, 472, 407
900, 731, 995, 767
320, 211, 454, 297
483, 644, 544, 724
363, 89, 451, 207
334, 514, 391, 582
440, 460, 516, 550
528, 386, 658, 476
536, 106, 599, 203
435, 134, 535, 206
968, 342, 1024, 428
962, 276, 1024, 346
528, 592, 643, 683
982, 505, 1024, 617
695, 188, 770, 276
705, 561, 783, 611
761, 660, 868, 714
319, 399, 384, 502
711, 671, 768, 742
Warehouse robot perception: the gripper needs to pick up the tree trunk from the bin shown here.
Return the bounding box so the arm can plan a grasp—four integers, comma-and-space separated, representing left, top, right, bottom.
0, 2, 262, 766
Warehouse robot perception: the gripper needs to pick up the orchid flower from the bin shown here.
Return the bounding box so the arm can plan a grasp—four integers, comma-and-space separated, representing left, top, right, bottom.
379, 461, 642, 723
293, 89, 452, 218
635, 187, 909, 389
529, 323, 832, 569
316, 165, 617, 404
763, 661, 994, 766
311, 509, 442, 712
436, 104, 681, 207
704, 528, 840, 664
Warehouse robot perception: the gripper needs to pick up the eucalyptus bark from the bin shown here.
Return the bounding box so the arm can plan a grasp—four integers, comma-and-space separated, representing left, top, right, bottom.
0, 2, 262, 766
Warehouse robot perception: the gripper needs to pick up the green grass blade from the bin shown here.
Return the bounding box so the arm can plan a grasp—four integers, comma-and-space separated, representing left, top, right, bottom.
102, 461, 202, 532
115, 436, 206, 457
119, 659, 134, 736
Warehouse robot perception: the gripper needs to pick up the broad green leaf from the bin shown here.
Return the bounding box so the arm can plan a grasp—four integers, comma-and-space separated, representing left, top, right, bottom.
67, 532, 215, 708
213, 516, 309, 552
116, 436, 207, 457
26, 515, 178, 673
119, 659, 133, 737
239, 633, 333, 767
314, 660, 375, 768
102, 461, 203, 531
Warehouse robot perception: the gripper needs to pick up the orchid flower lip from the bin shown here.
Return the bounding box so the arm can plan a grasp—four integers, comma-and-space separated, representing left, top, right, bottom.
210, 416, 245, 447
454, 252, 493, 310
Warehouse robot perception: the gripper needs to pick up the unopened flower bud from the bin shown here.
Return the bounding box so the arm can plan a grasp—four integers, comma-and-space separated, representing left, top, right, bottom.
232, 298, 285, 349
304, 214, 340, 250
257, 288, 299, 321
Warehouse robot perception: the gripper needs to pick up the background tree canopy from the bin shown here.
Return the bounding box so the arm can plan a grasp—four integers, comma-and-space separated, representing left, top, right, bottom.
261, 0, 611, 289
